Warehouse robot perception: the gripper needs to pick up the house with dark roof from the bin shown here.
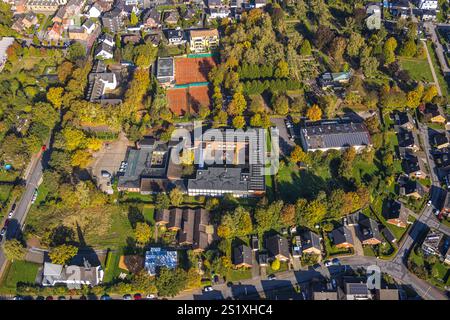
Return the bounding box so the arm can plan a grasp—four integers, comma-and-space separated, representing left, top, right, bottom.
353, 213, 383, 245
384, 199, 409, 228
300, 119, 372, 152
299, 230, 322, 256
319, 71, 352, 90
266, 234, 290, 262
143, 7, 161, 28
95, 42, 114, 60
392, 111, 414, 131
398, 176, 427, 200
397, 127, 419, 152
421, 104, 446, 123
155, 208, 214, 251
343, 277, 373, 300
233, 245, 252, 268
402, 151, 427, 179
166, 29, 186, 45
421, 229, 446, 258
164, 10, 179, 25
329, 226, 354, 249
101, 8, 125, 33
432, 133, 449, 149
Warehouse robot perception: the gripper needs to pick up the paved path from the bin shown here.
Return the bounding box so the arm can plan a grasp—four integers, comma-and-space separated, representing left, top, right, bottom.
422, 39, 442, 96
426, 23, 450, 75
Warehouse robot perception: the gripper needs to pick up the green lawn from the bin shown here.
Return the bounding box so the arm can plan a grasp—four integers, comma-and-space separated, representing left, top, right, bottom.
0, 261, 40, 294
142, 205, 155, 225
103, 250, 127, 283
226, 268, 252, 282
276, 163, 327, 202
426, 41, 450, 97
399, 57, 434, 83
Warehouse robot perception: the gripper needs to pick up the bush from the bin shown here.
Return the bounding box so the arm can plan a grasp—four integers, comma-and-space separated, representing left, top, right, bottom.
271, 259, 280, 271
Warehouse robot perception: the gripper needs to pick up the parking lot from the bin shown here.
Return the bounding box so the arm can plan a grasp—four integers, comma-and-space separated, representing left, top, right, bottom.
89, 132, 130, 193
271, 117, 297, 157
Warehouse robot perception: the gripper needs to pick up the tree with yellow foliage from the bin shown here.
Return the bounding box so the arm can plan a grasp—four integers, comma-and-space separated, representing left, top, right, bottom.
71, 149, 92, 168
47, 87, 64, 109
306, 104, 322, 121
422, 85, 438, 104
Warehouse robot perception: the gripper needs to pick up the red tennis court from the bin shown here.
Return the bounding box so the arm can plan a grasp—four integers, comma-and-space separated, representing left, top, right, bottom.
174, 57, 217, 85
167, 86, 211, 116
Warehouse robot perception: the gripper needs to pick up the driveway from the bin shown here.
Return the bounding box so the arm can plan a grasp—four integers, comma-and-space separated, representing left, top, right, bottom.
271, 117, 296, 157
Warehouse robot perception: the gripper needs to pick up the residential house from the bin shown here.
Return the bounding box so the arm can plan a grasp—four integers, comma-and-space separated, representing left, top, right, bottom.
445, 246, 450, 265
88, 2, 103, 17
82, 18, 96, 34
329, 226, 354, 249
233, 245, 253, 268
384, 199, 409, 228
421, 229, 446, 258
397, 127, 419, 152
42, 259, 104, 288
100, 33, 115, 47
319, 71, 352, 89
12, 12, 38, 33
166, 29, 185, 45
101, 8, 125, 33
266, 234, 290, 262
143, 7, 161, 28
155, 208, 214, 251
86, 61, 119, 103
355, 213, 382, 245
25, 0, 67, 13
183, 6, 196, 20
417, 9, 437, 21
144, 247, 177, 276
189, 28, 219, 53
432, 133, 449, 149
440, 191, 450, 220
422, 104, 446, 123
399, 177, 427, 200
402, 151, 427, 179
95, 42, 114, 60
68, 27, 89, 40
164, 10, 179, 25
389, 0, 410, 18
300, 119, 372, 153
47, 23, 63, 41
299, 230, 322, 256
343, 278, 373, 300
156, 57, 175, 86
208, 7, 230, 19
392, 111, 415, 131
366, 4, 381, 30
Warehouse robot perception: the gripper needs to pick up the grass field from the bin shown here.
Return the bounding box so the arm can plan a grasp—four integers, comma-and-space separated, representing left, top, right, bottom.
399, 57, 434, 83
0, 261, 40, 294
103, 250, 127, 283
426, 41, 450, 97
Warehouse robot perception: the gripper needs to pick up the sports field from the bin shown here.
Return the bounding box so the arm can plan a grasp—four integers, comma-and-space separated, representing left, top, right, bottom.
174, 57, 216, 85
167, 85, 211, 116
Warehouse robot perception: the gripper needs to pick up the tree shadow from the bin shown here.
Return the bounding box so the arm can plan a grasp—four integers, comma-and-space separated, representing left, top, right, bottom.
128, 205, 144, 229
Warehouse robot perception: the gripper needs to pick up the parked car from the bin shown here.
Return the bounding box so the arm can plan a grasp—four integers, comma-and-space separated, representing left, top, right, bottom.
324, 260, 333, 267
434, 209, 440, 216
331, 278, 337, 289
45, 296, 53, 300
4, 219, 10, 227
101, 170, 111, 178
0, 228, 6, 236
133, 293, 142, 300
123, 294, 132, 300
332, 258, 341, 265
31, 189, 38, 204
427, 200, 432, 206
146, 294, 156, 300
36, 296, 45, 300
12, 296, 23, 300
203, 286, 213, 292
267, 274, 277, 281
8, 203, 16, 218
58, 296, 66, 300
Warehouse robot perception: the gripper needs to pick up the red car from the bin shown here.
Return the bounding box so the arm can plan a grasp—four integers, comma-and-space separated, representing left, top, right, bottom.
41, 145, 47, 151
45, 296, 53, 300
133, 294, 142, 300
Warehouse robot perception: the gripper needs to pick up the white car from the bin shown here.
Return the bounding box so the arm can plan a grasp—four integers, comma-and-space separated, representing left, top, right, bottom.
8, 203, 16, 218
434, 209, 440, 216
324, 260, 333, 267
203, 286, 213, 292
31, 190, 38, 204
427, 200, 432, 206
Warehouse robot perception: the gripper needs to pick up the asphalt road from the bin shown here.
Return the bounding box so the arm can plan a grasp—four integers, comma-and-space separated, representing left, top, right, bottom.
0, 153, 45, 275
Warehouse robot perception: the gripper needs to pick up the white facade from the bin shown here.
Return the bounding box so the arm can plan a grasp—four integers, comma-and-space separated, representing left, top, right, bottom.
417, 0, 438, 10
88, 5, 101, 18
95, 49, 113, 59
